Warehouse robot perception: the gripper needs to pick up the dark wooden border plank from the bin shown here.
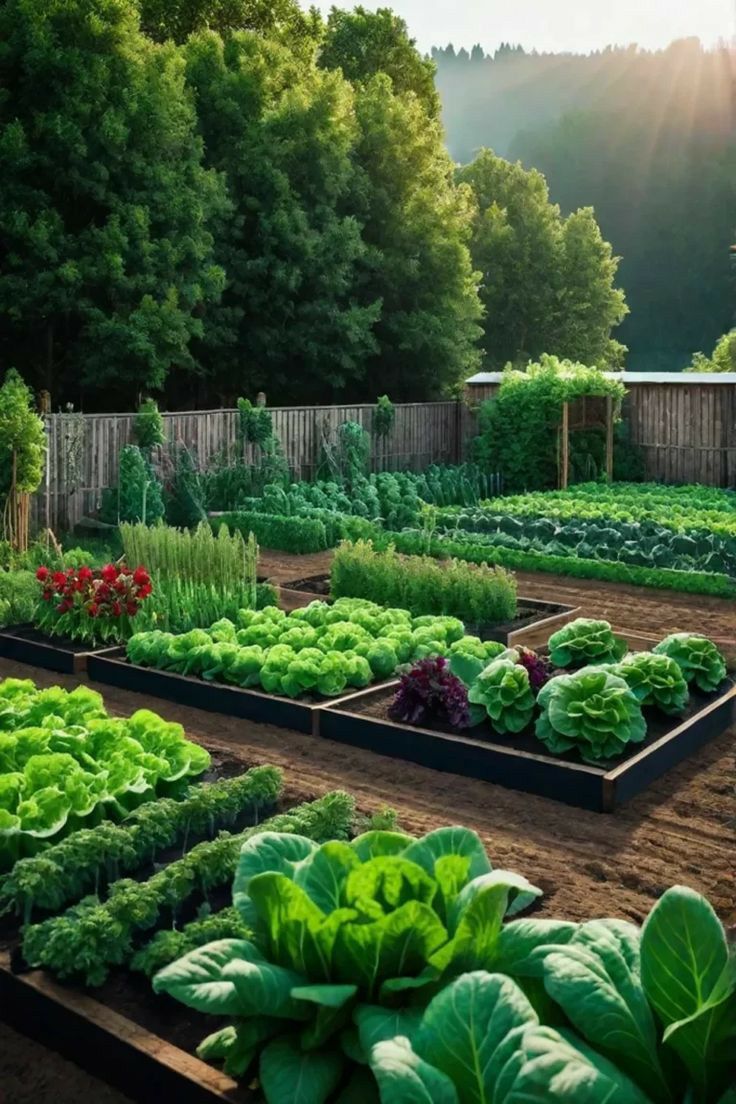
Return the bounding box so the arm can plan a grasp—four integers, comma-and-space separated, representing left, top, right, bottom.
0, 625, 114, 675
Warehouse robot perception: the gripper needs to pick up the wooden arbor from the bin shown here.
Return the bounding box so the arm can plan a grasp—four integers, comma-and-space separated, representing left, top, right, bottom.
558, 394, 616, 489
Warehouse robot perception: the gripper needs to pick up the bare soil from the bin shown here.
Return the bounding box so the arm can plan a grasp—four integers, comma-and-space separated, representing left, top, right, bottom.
0, 1021, 132, 1104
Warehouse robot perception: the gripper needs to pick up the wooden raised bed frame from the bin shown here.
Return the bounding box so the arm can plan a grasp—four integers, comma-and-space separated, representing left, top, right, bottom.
0, 623, 114, 675
319, 679, 736, 813
0, 951, 248, 1104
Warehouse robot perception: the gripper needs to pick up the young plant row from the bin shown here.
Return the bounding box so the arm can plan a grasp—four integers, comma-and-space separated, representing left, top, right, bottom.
0, 679, 211, 867
0, 765, 282, 921
390, 618, 728, 763
21, 789, 356, 986
152, 824, 736, 1103
125, 598, 501, 699
330, 539, 517, 625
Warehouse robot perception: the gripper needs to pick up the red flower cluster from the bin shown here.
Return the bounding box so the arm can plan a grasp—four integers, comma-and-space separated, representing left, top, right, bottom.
36, 563, 152, 628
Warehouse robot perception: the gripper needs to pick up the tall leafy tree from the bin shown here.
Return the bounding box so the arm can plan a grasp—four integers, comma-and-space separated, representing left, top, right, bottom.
319, 6, 439, 117
185, 31, 380, 402
458, 149, 626, 368
348, 75, 483, 398
137, 0, 320, 47
0, 0, 227, 406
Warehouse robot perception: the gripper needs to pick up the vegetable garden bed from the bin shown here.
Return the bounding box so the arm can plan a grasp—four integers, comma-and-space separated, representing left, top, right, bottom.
275, 575, 578, 644
87, 648, 365, 735
0, 624, 115, 675
319, 677, 736, 812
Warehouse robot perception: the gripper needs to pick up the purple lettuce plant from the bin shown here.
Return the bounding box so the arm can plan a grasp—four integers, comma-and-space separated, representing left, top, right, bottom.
389, 656, 471, 729
516, 647, 552, 692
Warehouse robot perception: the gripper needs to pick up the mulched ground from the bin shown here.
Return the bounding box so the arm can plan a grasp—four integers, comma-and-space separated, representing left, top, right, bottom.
1, 557, 734, 1094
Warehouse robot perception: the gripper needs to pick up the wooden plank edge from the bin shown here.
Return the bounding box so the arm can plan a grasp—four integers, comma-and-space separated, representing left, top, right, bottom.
0, 951, 243, 1103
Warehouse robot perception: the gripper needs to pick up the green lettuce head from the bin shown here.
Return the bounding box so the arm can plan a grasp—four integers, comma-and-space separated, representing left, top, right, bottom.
652, 633, 727, 693
548, 618, 627, 668
536, 668, 646, 762
614, 652, 689, 715
153, 826, 541, 1095
467, 659, 535, 734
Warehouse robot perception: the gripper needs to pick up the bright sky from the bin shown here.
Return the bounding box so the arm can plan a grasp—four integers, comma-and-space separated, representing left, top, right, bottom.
311, 0, 736, 54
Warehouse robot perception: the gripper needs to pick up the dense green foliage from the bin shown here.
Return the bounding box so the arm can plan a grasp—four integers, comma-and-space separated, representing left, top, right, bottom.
0, 679, 210, 867
690, 331, 736, 374
0, 764, 281, 921
547, 618, 627, 668
22, 788, 356, 985
125, 598, 476, 697
536, 667, 646, 762
331, 539, 517, 624
458, 151, 627, 368
471, 357, 626, 492
100, 445, 165, 525
438, 482, 736, 578
154, 823, 735, 1102
653, 634, 728, 694
435, 40, 736, 372
134, 399, 166, 450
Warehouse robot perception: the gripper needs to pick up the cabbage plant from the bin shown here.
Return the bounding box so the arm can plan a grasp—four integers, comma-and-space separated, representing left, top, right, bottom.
614, 652, 689, 715
153, 826, 541, 1099
653, 633, 727, 693
467, 659, 535, 734
370, 885, 736, 1104
535, 668, 646, 761
548, 617, 627, 668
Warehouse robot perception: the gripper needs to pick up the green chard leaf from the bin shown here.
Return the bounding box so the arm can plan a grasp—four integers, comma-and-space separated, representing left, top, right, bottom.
370, 1037, 460, 1104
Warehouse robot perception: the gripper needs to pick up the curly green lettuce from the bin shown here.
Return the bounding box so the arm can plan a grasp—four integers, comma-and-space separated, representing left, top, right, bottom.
547, 618, 627, 668
614, 652, 689, 715
536, 668, 646, 761
467, 659, 535, 734
653, 633, 727, 693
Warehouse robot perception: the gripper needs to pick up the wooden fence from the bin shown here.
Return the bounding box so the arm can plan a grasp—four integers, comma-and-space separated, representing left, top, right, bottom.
464, 372, 736, 488
33, 402, 463, 532
31, 375, 736, 533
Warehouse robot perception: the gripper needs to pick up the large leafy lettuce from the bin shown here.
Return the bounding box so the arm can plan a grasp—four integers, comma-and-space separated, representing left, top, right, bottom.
536, 668, 646, 762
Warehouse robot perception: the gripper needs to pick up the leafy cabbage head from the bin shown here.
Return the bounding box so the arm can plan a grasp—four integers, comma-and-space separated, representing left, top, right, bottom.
653, 633, 727, 693
548, 618, 627, 668
613, 652, 689, 715
467, 659, 535, 734
536, 668, 646, 761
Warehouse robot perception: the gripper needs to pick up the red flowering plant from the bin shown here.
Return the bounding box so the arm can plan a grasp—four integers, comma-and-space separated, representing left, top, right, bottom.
34, 563, 153, 644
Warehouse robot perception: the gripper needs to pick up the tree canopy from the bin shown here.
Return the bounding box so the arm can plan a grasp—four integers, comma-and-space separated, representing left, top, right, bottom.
458, 150, 627, 368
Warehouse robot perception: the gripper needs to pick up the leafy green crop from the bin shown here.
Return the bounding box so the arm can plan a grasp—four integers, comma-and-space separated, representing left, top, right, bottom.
22, 790, 356, 986
0, 766, 282, 922
536, 668, 646, 761
466, 659, 535, 734
613, 653, 690, 715
653, 634, 727, 693
153, 826, 541, 1091
548, 618, 627, 667
0, 680, 210, 867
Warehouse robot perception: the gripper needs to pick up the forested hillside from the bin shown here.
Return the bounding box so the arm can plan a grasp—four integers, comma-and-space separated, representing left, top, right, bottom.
434, 39, 736, 370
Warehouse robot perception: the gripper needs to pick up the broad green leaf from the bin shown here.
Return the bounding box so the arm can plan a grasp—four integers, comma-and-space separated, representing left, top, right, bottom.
430, 881, 509, 974
351, 831, 415, 861
234, 832, 318, 924
292, 983, 358, 1009
259, 1036, 344, 1104
152, 939, 253, 1015
247, 872, 342, 979
223, 957, 311, 1020
641, 885, 735, 1100
293, 841, 360, 912
343, 857, 437, 919
293, 984, 359, 1046
371, 1037, 460, 1104
333, 901, 448, 998
354, 1004, 424, 1054
379, 969, 440, 1001
197, 1017, 280, 1078
449, 653, 485, 687
541, 934, 670, 1103
402, 827, 492, 886
448, 870, 543, 926
494, 919, 579, 977
503, 1026, 654, 1103
415, 971, 538, 1104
